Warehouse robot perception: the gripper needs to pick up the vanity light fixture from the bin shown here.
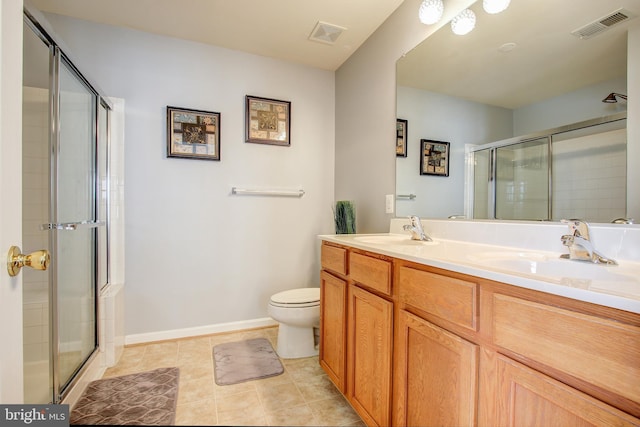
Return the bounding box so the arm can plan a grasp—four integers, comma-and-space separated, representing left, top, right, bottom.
451, 9, 476, 35
602, 92, 628, 103
419, 0, 445, 25
483, 0, 511, 14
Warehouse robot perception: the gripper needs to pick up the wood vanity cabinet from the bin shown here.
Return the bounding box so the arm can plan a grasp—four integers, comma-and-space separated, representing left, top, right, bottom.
495, 355, 639, 426
319, 241, 640, 427
394, 309, 478, 426
394, 266, 479, 427
319, 270, 347, 392
320, 242, 394, 426
347, 249, 394, 426
347, 284, 393, 427
319, 244, 348, 392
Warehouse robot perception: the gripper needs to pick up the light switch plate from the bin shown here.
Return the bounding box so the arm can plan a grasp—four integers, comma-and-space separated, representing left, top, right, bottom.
385, 194, 394, 214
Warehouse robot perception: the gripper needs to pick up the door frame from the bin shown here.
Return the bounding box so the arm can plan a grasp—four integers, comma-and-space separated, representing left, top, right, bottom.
0, 0, 26, 404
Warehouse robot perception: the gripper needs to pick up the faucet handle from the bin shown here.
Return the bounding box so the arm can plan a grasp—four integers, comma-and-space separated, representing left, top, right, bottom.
561, 219, 590, 240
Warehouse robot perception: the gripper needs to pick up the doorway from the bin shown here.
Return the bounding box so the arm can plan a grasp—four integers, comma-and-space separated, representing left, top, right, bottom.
22, 12, 111, 404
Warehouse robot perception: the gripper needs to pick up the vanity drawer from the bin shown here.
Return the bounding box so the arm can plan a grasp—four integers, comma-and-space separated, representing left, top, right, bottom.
493, 294, 640, 405
321, 243, 347, 276
397, 266, 478, 331
349, 252, 392, 295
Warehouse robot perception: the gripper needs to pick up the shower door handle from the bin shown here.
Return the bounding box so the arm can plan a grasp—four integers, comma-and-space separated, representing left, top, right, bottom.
40, 220, 105, 231
7, 246, 50, 277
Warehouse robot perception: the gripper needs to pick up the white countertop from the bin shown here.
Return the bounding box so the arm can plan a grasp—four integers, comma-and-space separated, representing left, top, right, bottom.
319, 232, 640, 314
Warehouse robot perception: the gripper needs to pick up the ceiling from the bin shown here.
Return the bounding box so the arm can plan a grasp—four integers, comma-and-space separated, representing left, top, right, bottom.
397, 0, 639, 109
28, 0, 404, 71
28, 0, 639, 109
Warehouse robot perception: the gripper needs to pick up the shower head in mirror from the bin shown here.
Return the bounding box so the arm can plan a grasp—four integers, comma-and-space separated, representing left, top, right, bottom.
602, 93, 627, 103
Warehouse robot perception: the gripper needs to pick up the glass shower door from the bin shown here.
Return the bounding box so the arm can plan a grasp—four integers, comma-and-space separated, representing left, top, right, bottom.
23, 12, 109, 404
495, 138, 549, 220
54, 56, 98, 393
22, 19, 53, 405
472, 149, 491, 219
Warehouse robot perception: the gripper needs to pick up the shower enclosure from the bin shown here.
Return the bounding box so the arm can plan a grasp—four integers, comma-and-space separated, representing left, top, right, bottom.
469, 114, 627, 223
23, 11, 111, 403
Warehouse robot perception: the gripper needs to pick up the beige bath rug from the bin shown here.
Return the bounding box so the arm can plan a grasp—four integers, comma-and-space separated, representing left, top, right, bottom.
213, 338, 284, 386
70, 367, 179, 425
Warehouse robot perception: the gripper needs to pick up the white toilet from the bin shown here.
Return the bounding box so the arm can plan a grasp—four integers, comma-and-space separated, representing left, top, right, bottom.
268, 287, 320, 359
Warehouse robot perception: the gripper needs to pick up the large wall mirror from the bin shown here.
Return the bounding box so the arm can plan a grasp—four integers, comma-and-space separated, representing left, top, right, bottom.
396, 0, 638, 223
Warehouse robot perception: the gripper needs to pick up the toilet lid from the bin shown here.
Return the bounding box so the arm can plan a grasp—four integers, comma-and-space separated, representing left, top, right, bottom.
270, 288, 320, 305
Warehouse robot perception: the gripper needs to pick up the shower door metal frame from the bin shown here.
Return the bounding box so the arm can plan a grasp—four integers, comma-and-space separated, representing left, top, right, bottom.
24, 9, 112, 404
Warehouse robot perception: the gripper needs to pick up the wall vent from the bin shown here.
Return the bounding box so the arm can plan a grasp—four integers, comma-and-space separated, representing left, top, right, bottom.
571, 8, 636, 39
308, 21, 346, 45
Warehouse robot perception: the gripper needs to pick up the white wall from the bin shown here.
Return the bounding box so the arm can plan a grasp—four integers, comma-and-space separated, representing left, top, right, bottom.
396, 86, 512, 218
513, 77, 627, 135
43, 14, 336, 338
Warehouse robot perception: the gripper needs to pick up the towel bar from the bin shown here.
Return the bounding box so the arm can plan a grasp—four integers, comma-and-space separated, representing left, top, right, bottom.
397, 194, 416, 200
231, 187, 305, 197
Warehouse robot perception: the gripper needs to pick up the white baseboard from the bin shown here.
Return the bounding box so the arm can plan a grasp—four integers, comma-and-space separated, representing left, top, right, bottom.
124, 317, 278, 346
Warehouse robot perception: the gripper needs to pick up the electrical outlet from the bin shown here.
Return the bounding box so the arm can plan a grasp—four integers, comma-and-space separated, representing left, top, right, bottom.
385, 194, 394, 214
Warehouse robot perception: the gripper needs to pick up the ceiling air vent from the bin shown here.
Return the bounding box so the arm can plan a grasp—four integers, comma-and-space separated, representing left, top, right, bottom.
308, 21, 346, 45
571, 8, 636, 40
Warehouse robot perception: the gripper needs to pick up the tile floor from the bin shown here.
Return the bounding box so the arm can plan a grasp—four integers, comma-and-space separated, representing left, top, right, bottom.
102, 326, 364, 426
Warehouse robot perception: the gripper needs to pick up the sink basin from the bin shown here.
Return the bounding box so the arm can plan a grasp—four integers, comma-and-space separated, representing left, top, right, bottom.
466, 251, 639, 291
353, 234, 438, 246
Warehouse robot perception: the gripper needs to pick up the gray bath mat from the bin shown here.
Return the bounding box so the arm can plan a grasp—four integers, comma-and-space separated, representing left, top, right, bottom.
70, 367, 179, 425
213, 338, 284, 385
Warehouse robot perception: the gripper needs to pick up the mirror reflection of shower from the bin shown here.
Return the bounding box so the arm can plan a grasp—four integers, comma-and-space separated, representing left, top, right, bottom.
468, 114, 627, 223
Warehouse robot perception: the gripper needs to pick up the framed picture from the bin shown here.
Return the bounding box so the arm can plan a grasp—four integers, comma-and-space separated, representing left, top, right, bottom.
396, 119, 407, 157
167, 106, 220, 161
420, 139, 450, 176
245, 95, 291, 146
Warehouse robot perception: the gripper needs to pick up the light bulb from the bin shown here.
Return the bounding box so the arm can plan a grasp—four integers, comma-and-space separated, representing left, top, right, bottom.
483, 0, 511, 14
419, 0, 444, 25
451, 9, 476, 35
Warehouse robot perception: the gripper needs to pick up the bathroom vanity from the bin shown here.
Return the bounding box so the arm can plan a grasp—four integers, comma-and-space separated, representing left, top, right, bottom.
318, 221, 640, 427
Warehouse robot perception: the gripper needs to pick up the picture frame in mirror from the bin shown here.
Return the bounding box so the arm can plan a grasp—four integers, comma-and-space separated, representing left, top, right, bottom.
420, 139, 449, 176
396, 118, 408, 157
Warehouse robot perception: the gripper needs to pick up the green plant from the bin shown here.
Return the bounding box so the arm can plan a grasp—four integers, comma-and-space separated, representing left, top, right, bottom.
334, 200, 356, 234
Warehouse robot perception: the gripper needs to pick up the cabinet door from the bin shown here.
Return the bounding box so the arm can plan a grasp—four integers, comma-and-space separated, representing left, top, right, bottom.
496, 355, 640, 426
348, 285, 393, 427
394, 310, 478, 427
320, 270, 347, 392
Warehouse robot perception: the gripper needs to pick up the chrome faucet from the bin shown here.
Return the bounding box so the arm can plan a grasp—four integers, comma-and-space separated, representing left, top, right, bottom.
403, 215, 432, 241
612, 217, 635, 224
559, 219, 617, 265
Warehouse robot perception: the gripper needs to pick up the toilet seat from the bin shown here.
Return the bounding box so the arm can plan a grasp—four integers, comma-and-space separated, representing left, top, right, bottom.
269, 288, 320, 308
